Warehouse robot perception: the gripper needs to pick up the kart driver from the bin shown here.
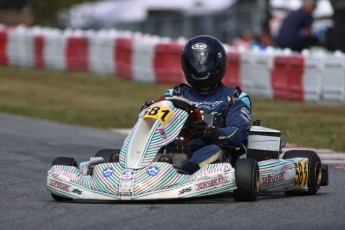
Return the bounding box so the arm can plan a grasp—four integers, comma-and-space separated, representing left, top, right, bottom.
145, 35, 252, 174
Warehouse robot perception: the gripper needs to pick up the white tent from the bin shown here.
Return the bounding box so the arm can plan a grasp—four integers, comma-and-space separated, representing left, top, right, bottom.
59, 0, 236, 29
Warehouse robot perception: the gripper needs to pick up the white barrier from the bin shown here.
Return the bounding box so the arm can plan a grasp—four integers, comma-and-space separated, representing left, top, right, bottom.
7, 27, 34, 67
321, 54, 345, 102
240, 49, 275, 99
132, 35, 161, 82
303, 54, 324, 102
43, 29, 68, 70
0, 25, 345, 104
89, 30, 119, 75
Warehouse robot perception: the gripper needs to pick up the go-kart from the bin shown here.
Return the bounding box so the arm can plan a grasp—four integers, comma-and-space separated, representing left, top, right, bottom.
47, 96, 328, 202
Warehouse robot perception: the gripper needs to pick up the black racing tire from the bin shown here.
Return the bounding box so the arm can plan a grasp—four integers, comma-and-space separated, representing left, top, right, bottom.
94, 149, 120, 163
234, 158, 260, 202
51, 157, 78, 202
52, 157, 78, 167
282, 150, 322, 196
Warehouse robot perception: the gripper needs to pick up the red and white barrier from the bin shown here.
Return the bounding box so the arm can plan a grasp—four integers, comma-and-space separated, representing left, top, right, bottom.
0, 26, 9, 65
65, 31, 89, 71
153, 40, 185, 84
89, 30, 119, 75
43, 29, 68, 70
271, 54, 305, 101
302, 53, 323, 102
240, 50, 276, 99
115, 35, 134, 80
7, 26, 35, 68
223, 50, 241, 88
0, 25, 344, 103
33, 31, 45, 69
321, 53, 345, 102
132, 35, 161, 83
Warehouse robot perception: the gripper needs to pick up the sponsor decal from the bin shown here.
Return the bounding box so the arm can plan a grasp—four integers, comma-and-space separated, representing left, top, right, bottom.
261, 165, 289, 184
121, 169, 135, 182
72, 188, 82, 195
262, 173, 284, 184
192, 101, 223, 111
146, 165, 160, 177
49, 179, 70, 192
157, 127, 167, 140
119, 192, 132, 196
120, 188, 132, 193
271, 165, 289, 176
179, 187, 191, 195
103, 167, 114, 177
240, 107, 251, 122
52, 167, 79, 181
119, 187, 133, 197
192, 43, 207, 50
240, 114, 250, 123
195, 177, 229, 190
194, 164, 229, 181
241, 107, 251, 116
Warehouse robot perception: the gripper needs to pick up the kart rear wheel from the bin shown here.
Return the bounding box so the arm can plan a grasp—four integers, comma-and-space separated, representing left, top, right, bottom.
51, 157, 78, 202
234, 158, 259, 202
283, 150, 322, 195
94, 149, 120, 162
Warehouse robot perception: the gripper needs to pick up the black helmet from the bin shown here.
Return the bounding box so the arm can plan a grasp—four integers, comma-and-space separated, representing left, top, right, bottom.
181, 35, 227, 89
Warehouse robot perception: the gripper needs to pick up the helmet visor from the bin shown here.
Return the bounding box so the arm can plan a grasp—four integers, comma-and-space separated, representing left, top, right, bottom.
183, 51, 223, 75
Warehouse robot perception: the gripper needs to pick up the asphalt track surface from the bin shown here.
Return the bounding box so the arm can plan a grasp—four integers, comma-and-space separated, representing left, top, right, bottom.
1, 113, 344, 230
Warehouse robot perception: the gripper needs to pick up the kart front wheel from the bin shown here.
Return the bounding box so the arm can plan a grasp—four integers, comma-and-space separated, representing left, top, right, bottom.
51, 157, 78, 202
283, 150, 322, 195
234, 158, 259, 202
94, 149, 120, 162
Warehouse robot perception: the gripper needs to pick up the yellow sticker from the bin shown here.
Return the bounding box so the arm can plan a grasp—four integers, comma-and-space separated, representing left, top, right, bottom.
142, 106, 173, 125
294, 159, 308, 189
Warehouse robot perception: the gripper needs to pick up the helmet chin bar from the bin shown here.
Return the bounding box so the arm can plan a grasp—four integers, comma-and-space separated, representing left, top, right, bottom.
186, 73, 212, 89
191, 73, 210, 80
188, 74, 220, 90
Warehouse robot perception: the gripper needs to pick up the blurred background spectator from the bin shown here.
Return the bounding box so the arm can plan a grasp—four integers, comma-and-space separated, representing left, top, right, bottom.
250, 32, 271, 50
275, 0, 318, 51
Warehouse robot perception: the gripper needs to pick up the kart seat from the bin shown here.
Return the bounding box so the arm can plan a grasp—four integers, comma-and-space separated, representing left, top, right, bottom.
153, 152, 188, 171
172, 153, 188, 169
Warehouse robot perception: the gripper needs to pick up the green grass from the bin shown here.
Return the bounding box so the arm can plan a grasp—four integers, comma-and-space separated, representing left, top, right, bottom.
0, 66, 172, 128
1, 65, 345, 151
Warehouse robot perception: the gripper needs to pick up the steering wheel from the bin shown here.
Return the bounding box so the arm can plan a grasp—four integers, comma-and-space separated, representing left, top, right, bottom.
161, 96, 202, 142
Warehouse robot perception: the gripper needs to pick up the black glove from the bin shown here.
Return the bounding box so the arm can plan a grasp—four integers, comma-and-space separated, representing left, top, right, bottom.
192, 120, 219, 144
140, 100, 154, 111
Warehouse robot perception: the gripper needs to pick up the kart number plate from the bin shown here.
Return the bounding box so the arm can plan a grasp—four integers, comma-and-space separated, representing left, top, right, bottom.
142, 106, 173, 125
294, 159, 308, 189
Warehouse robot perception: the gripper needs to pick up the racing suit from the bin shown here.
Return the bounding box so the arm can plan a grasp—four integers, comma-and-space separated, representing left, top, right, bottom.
164, 82, 252, 171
